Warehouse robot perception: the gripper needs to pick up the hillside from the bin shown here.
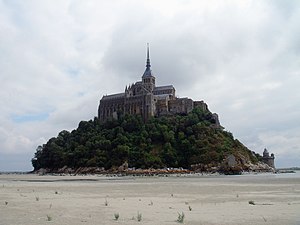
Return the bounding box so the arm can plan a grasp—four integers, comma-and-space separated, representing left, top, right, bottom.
32, 107, 267, 174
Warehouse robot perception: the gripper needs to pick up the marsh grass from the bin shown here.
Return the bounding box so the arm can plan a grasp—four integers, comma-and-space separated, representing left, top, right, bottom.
46, 215, 52, 221
114, 213, 119, 220
177, 212, 185, 223
137, 211, 142, 222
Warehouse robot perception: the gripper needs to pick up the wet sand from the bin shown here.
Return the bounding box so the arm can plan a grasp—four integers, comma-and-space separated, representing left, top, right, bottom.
0, 173, 299, 225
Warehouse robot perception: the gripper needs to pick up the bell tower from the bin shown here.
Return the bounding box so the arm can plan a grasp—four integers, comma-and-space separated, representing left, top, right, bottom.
142, 43, 155, 92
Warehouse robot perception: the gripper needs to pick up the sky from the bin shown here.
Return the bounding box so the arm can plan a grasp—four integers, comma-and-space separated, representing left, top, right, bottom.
0, 0, 299, 171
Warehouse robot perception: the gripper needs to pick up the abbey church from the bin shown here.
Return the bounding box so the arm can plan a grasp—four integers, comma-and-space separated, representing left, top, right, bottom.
98, 45, 219, 124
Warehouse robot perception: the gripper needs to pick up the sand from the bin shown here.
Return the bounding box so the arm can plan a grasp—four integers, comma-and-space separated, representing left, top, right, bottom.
0, 173, 299, 225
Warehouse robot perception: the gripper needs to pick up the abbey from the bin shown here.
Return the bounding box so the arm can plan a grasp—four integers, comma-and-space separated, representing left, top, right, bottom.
98, 45, 219, 123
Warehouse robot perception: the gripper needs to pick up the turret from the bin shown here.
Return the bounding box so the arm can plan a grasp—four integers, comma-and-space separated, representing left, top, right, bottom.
262, 148, 275, 168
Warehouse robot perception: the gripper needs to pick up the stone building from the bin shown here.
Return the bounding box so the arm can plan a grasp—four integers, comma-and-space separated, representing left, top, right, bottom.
262, 148, 275, 168
98, 45, 217, 123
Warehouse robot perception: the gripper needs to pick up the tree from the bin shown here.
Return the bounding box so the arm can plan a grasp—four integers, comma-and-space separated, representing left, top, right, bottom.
32, 106, 262, 171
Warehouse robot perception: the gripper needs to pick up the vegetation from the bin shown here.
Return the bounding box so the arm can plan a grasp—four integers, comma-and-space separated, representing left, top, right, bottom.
177, 212, 185, 223
248, 200, 255, 205
32, 107, 260, 171
114, 213, 119, 221
137, 212, 142, 222
46, 215, 52, 221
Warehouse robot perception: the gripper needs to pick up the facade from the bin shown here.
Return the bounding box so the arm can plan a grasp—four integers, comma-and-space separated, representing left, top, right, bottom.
262, 148, 275, 168
98, 46, 213, 122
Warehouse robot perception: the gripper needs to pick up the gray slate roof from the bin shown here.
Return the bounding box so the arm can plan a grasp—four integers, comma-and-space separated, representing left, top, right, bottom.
102, 93, 125, 100
142, 67, 153, 77
154, 85, 175, 91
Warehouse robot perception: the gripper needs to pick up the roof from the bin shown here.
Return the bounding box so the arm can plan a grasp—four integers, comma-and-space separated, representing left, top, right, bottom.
155, 94, 171, 99
142, 67, 153, 77
154, 85, 175, 91
101, 93, 125, 100
263, 148, 269, 154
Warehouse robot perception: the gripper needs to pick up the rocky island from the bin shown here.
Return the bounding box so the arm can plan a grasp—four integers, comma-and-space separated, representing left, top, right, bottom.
32, 46, 275, 175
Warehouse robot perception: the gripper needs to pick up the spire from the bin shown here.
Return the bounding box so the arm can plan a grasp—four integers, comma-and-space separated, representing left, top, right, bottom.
146, 43, 151, 69
143, 43, 153, 77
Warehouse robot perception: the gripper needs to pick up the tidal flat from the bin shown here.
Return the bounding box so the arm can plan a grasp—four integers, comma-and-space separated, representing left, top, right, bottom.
0, 173, 299, 225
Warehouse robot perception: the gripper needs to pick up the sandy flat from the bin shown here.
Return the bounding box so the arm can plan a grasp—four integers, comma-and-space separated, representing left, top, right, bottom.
0, 173, 299, 225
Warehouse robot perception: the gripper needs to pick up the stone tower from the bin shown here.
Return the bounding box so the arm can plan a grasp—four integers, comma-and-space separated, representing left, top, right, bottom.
141, 44, 156, 120
262, 148, 275, 168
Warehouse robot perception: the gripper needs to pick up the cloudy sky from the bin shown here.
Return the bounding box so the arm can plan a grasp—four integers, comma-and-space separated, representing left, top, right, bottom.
0, 0, 299, 171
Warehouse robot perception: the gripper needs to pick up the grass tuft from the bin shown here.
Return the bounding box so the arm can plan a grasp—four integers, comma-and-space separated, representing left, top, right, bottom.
248, 200, 255, 205
114, 213, 119, 221
46, 215, 52, 221
137, 211, 142, 222
177, 212, 185, 223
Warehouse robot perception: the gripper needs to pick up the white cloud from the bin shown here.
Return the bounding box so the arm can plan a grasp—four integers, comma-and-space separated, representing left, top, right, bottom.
0, 0, 299, 171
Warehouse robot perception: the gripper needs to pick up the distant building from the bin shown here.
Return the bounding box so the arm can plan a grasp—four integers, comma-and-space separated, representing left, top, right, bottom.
98, 45, 219, 124
262, 148, 275, 168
